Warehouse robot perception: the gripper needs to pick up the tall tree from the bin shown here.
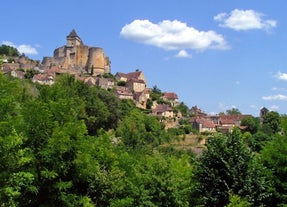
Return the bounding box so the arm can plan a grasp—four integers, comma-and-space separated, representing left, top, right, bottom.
262, 111, 281, 134
194, 129, 272, 206
261, 136, 287, 206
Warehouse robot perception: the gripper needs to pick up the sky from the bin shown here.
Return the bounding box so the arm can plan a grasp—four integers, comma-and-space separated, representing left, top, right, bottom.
2, 0, 287, 116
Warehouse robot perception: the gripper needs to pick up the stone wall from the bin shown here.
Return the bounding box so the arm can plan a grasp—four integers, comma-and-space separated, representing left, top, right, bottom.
41, 30, 110, 75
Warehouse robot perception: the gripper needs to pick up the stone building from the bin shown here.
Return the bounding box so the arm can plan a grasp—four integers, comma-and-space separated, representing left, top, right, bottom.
42, 29, 110, 75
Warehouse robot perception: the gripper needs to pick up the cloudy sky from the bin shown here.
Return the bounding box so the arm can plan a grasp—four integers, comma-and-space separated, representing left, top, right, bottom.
2, 0, 287, 116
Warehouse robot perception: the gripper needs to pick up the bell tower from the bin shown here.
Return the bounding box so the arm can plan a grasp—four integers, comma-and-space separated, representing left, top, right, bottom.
66, 29, 83, 47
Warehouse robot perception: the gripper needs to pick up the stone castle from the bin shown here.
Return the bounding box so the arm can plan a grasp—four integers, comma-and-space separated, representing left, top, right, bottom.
42, 29, 110, 75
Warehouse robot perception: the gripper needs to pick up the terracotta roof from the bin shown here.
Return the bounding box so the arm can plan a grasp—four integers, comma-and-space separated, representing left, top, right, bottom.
153, 104, 173, 113
117, 71, 143, 80
163, 92, 178, 99
128, 78, 145, 84
202, 120, 216, 128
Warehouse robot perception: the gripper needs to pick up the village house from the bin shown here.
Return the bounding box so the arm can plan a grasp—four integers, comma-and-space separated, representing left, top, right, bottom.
11, 70, 24, 79
115, 86, 133, 100
96, 77, 115, 90
190, 117, 217, 133
114, 70, 149, 108
126, 78, 146, 92
133, 88, 150, 109
115, 70, 147, 86
163, 92, 179, 106
190, 112, 252, 133
152, 103, 174, 118
32, 73, 55, 85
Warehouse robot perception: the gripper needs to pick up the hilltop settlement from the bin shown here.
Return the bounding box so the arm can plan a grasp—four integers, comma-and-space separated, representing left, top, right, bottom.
1, 29, 261, 133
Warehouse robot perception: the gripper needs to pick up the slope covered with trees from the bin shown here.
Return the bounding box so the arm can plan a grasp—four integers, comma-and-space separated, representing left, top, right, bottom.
0, 72, 287, 206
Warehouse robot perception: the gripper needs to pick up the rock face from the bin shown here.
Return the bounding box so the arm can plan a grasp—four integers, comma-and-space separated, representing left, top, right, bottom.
42, 29, 110, 75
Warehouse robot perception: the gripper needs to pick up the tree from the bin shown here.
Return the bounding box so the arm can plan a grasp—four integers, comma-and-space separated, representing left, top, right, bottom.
0, 44, 20, 56
225, 194, 251, 207
240, 116, 258, 134
262, 111, 280, 134
261, 136, 287, 206
194, 129, 272, 206
226, 108, 241, 115
174, 102, 189, 117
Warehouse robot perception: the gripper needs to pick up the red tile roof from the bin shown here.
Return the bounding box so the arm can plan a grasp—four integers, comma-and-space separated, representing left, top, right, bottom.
163, 92, 178, 99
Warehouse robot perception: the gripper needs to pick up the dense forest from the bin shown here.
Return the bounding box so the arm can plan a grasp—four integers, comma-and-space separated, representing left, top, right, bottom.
0, 71, 287, 207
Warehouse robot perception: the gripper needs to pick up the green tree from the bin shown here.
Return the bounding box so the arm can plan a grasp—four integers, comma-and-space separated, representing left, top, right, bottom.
240, 116, 258, 134
0, 44, 20, 57
262, 111, 281, 134
261, 136, 287, 206
226, 108, 241, 115
194, 129, 272, 206
225, 194, 251, 207
0, 131, 37, 207
174, 102, 189, 117
116, 109, 166, 149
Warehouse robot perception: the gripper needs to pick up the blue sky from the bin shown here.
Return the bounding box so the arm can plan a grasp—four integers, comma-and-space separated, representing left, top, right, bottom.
2, 0, 287, 116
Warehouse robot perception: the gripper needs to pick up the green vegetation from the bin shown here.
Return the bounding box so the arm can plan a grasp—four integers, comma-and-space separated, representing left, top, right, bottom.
0, 44, 20, 57
1, 72, 287, 206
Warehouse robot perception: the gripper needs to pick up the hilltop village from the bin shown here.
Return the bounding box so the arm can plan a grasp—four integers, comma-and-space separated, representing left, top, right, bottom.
1, 29, 261, 132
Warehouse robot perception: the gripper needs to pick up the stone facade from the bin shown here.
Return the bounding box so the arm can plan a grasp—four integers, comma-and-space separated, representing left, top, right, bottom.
42, 29, 111, 75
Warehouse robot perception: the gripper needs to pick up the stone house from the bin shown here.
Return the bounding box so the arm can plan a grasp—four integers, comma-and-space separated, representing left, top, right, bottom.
11, 70, 24, 79
190, 117, 217, 133
133, 88, 150, 109
152, 104, 174, 118
163, 92, 179, 106
126, 78, 146, 92
190, 113, 252, 133
115, 86, 133, 100
115, 70, 147, 85
32, 73, 55, 85
84, 77, 96, 86
96, 77, 115, 90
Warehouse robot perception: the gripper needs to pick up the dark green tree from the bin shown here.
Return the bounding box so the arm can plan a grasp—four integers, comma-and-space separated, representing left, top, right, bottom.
240, 116, 259, 134
262, 111, 281, 134
226, 108, 241, 115
194, 129, 272, 206
261, 136, 287, 206
0, 44, 20, 56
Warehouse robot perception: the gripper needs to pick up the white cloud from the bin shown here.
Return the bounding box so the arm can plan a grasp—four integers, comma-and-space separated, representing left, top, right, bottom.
270, 105, 279, 111
214, 9, 277, 31
175, 50, 192, 58
218, 103, 237, 112
272, 87, 287, 91
262, 94, 287, 101
120, 19, 229, 52
1, 40, 38, 55
274, 71, 287, 81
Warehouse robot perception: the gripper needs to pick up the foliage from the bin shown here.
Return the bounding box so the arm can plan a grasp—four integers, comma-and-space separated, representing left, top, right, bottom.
0, 44, 20, 57
193, 129, 272, 207
24, 69, 39, 79
174, 102, 189, 117
225, 194, 252, 207
226, 108, 241, 115
262, 111, 281, 134
240, 116, 259, 134
244, 131, 273, 152
2, 71, 286, 206
261, 135, 287, 206
117, 80, 126, 86
116, 109, 166, 149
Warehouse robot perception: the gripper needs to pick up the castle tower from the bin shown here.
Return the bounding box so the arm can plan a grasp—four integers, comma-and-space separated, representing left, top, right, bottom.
87, 47, 110, 75
66, 29, 83, 47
